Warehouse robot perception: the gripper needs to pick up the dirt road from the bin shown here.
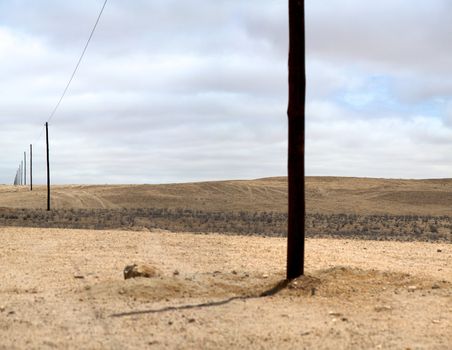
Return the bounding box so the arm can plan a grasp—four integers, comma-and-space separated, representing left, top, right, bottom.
0, 227, 451, 349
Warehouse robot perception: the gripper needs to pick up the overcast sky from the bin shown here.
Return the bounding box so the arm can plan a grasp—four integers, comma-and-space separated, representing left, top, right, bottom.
1, 0, 452, 184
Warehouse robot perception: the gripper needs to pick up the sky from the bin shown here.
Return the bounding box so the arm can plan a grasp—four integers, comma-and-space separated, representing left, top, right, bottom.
1, 0, 452, 184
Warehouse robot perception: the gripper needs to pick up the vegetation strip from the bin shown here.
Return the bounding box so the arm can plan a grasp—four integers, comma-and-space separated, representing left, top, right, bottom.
0, 208, 450, 242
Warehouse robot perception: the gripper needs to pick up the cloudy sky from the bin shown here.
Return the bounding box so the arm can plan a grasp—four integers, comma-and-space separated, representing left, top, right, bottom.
1, 0, 452, 184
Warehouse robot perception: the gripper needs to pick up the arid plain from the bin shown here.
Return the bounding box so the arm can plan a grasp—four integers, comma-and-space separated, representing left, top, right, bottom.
0, 177, 451, 349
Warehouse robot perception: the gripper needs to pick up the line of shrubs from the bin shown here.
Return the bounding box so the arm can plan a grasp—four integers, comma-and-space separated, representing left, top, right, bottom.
0, 208, 450, 242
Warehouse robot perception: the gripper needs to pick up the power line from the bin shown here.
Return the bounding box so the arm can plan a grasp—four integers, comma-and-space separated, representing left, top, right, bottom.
16, 0, 108, 185
47, 0, 108, 124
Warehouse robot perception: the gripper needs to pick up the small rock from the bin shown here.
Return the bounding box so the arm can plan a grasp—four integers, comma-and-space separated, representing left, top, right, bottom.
231, 270, 237, 275
168, 321, 173, 326
437, 249, 442, 253
118, 288, 126, 295
7, 311, 15, 316
407, 285, 417, 292
74, 275, 84, 279
124, 263, 160, 280
0, 306, 5, 312
300, 331, 310, 336
374, 305, 392, 312
328, 311, 342, 317
84, 285, 91, 291
262, 274, 269, 279
432, 284, 440, 289
188, 318, 195, 323
173, 270, 180, 276
432, 319, 440, 324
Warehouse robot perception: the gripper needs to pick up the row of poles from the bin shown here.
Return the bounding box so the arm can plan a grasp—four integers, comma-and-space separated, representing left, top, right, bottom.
10, 1, 107, 213
13, 122, 51, 211
13, 148, 29, 187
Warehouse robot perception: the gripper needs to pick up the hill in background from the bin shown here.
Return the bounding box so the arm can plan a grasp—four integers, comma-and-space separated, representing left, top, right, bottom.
2, 176, 452, 216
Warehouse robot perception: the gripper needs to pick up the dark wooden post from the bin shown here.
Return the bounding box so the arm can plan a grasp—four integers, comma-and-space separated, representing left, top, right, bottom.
45, 122, 50, 211
30, 144, 33, 191
287, 0, 306, 279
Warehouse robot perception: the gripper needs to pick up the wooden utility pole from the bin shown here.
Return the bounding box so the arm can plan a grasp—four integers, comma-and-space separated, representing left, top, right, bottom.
30, 144, 33, 191
24, 152, 26, 186
286, 0, 306, 279
20, 161, 23, 185
45, 122, 51, 211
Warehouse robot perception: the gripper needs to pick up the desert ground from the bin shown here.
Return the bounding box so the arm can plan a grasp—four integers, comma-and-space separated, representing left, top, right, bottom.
2, 176, 452, 215
0, 177, 451, 349
0, 227, 450, 349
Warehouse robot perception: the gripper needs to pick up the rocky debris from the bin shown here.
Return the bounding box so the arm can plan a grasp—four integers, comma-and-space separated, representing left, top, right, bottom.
123, 263, 160, 280
173, 270, 180, 276
374, 305, 392, 312
407, 285, 417, 292
328, 311, 342, 317
437, 249, 442, 253
74, 274, 85, 279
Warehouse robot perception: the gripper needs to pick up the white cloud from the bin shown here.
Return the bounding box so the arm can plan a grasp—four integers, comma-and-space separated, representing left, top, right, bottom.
1, 1, 452, 184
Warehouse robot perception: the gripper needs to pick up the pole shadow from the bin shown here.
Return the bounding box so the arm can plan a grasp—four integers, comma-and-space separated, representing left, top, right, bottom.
110, 278, 291, 318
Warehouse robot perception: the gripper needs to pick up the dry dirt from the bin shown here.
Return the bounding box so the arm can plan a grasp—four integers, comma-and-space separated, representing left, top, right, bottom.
3, 176, 452, 215
1, 227, 450, 349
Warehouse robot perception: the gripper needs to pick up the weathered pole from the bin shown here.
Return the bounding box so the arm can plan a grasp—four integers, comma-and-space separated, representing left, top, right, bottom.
30, 144, 33, 191
45, 122, 50, 211
286, 0, 306, 279
24, 151, 27, 186
20, 161, 23, 186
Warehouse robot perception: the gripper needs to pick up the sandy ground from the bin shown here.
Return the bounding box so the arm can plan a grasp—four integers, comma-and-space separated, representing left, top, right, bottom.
4, 176, 452, 215
0, 227, 451, 349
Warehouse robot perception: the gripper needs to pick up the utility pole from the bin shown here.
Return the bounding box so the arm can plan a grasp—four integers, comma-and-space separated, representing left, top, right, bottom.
286, 0, 306, 279
24, 151, 27, 186
46, 122, 51, 211
30, 144, 33, 191
20, 161, 23, 186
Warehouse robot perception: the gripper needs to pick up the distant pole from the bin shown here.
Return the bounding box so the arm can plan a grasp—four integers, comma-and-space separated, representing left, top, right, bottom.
286, 0, 306, 279
24, 151, 27, 186
20, 161, 23, 186
45, 122, 50, 211
30, 144, 33, 191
